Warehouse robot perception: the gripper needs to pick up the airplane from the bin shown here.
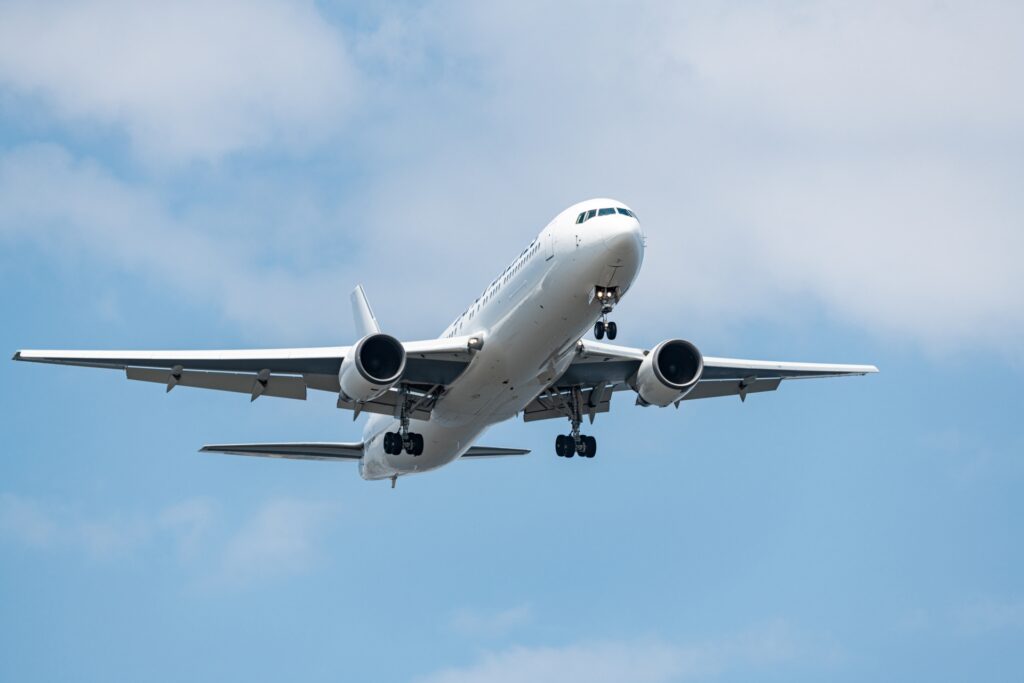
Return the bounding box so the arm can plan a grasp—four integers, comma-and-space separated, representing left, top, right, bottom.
13, 198, 877, 487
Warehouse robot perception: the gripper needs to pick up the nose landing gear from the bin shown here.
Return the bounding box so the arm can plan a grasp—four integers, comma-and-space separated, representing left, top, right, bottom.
593, 286, 619, 340
594, 320, 617, 341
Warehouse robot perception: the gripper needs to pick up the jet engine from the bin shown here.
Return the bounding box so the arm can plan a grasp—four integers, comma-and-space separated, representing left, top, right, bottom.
338, 333, 406, 402
633, 339, 704, 406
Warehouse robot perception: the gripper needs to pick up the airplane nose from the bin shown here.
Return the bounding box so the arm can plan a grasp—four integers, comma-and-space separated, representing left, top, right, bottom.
603, 219, 645, 265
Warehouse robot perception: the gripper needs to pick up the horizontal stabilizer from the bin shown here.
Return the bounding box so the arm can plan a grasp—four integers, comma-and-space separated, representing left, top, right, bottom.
462, 446, 530, 458
200, 442, 363, 461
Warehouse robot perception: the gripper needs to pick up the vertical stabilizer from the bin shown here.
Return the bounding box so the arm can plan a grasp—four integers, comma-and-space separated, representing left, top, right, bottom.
351, 285, 382, 337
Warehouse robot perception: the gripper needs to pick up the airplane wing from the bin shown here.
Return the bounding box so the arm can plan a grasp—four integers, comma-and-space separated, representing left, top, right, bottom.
524, 339, 877, 422
13, 335, 481, 419
199, 442, 529, 460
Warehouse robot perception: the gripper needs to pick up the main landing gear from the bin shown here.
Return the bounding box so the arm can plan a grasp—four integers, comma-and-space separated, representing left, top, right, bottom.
384, 431, 423, 456
554, 386, 598, 459
556, 433, 596, 458
593, 286, 619, 340
383, 387, 424, 456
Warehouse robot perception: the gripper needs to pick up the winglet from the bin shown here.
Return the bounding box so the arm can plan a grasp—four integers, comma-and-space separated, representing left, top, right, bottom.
12, 351, 21, 361
351, 285, 382, 337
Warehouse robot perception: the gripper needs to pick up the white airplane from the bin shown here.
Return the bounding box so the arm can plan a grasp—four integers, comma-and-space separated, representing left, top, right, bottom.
14, 198, 877, 486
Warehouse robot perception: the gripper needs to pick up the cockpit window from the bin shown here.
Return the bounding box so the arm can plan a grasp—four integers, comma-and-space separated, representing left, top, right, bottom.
576, 206, 635, 224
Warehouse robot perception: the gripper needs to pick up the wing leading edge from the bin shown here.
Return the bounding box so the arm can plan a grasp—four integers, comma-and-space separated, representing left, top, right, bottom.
525, 340, 877, 421
13, 335, 483, 415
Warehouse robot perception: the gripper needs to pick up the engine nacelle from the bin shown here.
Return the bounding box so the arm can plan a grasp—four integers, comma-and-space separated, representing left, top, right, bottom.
634, 339, 704, 407
338, 333, 406, 402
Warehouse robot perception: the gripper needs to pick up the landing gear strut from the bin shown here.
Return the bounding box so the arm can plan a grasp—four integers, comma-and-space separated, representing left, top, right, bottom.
593, 286, 619, 340
384, 386, 425, 456
554, 387, 598, 458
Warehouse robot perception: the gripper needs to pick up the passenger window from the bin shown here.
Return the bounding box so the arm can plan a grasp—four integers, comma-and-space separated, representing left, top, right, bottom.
598, 208, 615, 216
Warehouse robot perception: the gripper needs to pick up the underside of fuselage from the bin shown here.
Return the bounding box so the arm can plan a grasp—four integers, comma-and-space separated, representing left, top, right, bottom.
358, 199, 645, 481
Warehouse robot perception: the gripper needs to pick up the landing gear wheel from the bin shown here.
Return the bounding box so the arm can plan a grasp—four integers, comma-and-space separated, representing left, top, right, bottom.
383, 432, 398, 455
563, 434, 575, 458
594, 321, 605, 339
555, 434, 567, 457
605, 322, 617, 340
411, 433, 424, 456
584, 435, 597, 458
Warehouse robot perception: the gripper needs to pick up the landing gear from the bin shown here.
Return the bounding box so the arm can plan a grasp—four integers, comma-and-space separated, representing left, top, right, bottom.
553, 387, 598, 458
384, 386, 425, 456
594, 320, 617, 340
594, 286, 619, 340
554, 433, 596, 458
383, 430, 424, 455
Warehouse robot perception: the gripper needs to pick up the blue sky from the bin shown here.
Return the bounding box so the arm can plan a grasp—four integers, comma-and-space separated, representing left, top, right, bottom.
1, 2, 1022, 681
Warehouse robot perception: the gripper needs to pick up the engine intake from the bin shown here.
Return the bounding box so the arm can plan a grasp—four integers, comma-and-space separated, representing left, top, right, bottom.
634, 339, 703, 407
338, 333, 406, 402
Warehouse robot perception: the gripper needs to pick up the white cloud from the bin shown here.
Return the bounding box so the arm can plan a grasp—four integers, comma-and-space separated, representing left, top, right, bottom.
0, 493, 337, 583
346, 1, 1024, 354
159, 497, 217, 561
451, 605, 533, 638
219, 497, 338, 582
2, 2, 1023, 354
956, 597, 1024, 635
419, 641, 694, 683
0, 492, 59, 548
75, 515, 152, 560
416, 621, 804, 683
0, 144, 355, 342
0, 493, 152, 561
0, 0, 355, 163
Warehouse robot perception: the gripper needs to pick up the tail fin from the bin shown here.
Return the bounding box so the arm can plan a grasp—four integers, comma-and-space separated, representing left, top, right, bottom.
351, 285, 381, 337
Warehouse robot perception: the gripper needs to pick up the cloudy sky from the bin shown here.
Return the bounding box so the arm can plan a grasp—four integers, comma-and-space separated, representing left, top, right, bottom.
1, 1, 1022, 681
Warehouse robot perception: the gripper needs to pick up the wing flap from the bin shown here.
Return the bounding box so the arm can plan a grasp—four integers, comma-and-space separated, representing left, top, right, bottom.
683, 377, 782, 401
127, 367, 308, 400
336, 390, 432, 420
200, 442, 363, 460
522, 385, 615, 423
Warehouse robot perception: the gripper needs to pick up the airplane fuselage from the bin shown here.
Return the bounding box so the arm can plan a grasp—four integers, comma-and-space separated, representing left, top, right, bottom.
359, 199, 645, 480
